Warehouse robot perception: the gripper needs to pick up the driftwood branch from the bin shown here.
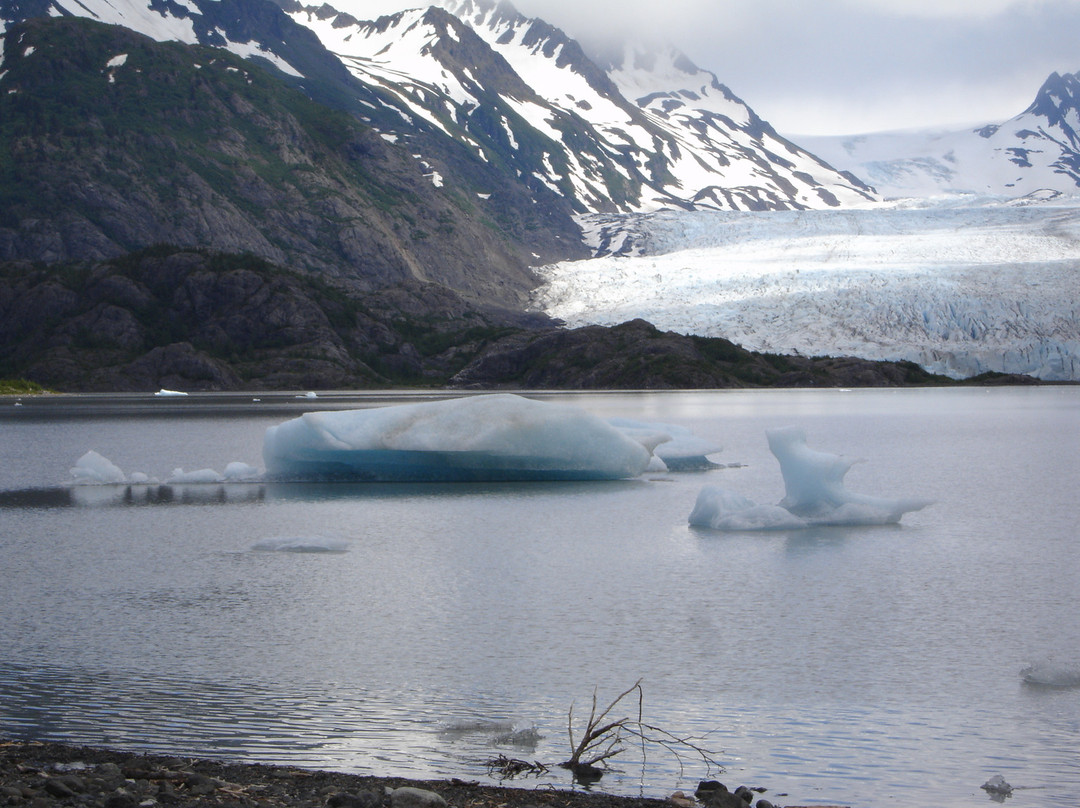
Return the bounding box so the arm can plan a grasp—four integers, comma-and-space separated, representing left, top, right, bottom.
559, 680, 723, 783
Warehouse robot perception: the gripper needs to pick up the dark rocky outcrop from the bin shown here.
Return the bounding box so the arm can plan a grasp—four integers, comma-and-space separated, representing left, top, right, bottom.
449, 318, 961, 389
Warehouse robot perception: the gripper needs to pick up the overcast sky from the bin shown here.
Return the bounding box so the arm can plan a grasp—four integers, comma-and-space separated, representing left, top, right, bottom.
507, 0, 1080, 136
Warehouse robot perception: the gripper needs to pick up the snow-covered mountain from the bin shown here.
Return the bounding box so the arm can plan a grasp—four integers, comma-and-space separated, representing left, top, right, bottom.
283, 0, 876, 212
0, 0, 877, 213
801, 71, 1080, 200
533, 199, 1080, 380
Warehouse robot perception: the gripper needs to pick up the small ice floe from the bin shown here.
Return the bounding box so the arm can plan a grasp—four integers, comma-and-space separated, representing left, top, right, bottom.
252, 537, 349, 553
70, 450, 128, 484
154, 388, 188, 397
689, 426, 932, 530
981, 774, 1013, 797
223, 461, 261, 481
1020, 658, 1080, 687
167, 467, 224, 484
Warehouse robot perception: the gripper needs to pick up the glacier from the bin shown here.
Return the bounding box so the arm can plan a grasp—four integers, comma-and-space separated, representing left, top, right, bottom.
534, 199, 1080, 380
262, 394, 658, 481
688, 426, 932, 531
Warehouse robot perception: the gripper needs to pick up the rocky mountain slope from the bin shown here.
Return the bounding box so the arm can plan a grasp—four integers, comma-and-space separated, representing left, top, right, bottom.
0, 15, 575, 308
801, 71, 1080, 200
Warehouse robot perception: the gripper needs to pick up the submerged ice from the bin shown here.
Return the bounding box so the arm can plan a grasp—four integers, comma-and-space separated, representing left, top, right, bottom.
689, 426, 932, 530
262, 394, 657, 482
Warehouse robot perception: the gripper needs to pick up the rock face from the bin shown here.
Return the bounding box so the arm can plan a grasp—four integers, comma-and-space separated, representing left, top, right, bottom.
0, 17, 579, 308
0, 249, 543, 390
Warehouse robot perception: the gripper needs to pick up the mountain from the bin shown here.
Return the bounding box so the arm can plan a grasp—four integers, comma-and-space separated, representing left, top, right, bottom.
800, 71, 1080, 200
0, 13, 572, 308
1, 0, 878, 216
278, 0, 877, 212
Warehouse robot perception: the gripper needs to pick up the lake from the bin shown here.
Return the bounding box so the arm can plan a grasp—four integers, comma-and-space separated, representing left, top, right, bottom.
1, 387, 1078, 807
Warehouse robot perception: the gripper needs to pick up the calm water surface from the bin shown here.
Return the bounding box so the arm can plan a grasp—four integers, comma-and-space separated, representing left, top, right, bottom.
1, 388, 1078, 807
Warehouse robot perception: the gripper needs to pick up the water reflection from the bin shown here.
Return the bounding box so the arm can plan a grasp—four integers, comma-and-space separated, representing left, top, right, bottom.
0, 479, 649, 509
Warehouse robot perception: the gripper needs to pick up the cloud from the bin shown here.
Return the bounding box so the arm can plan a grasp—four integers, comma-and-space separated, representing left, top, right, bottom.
510, 0, 1080, 134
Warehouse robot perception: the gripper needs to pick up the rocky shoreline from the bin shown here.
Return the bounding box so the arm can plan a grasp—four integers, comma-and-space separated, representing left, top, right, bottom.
0, 741, 834, 808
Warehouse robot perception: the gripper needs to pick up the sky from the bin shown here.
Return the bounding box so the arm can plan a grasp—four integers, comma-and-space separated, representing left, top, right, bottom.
506, 0, 1080, 136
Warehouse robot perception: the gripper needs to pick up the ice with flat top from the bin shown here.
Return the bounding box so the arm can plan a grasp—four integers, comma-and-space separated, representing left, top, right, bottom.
263, 394, 659, 481
689, 426, 932, 530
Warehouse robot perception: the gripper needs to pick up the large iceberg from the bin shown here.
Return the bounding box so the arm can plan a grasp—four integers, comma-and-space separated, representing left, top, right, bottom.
689, 426, 932, 530
262, 394, 658, 482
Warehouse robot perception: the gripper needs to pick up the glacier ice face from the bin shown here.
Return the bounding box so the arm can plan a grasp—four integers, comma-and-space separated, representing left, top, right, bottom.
534, 203, 1080, 380
689, 426, 932, 530
262, 394, 655, 482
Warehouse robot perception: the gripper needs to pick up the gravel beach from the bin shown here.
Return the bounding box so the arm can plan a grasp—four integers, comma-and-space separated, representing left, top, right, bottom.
0, 741, 819, 808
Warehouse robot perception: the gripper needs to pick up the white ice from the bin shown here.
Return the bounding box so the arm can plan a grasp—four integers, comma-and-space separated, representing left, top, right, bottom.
262, 394, 657, 482
69, 450, 128, 485
608, 417, 722, 471
689, 426, 932, 530
68, 451, 258, 486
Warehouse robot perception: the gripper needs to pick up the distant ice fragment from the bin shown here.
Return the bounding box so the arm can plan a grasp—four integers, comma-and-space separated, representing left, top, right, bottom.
981, 775, 1013, 796
689, 426, 932, 530
1020, 658, 1080, 687
167, 467, 224, 484
263, 394, 653, 481
252, 537, 349, 553
154, 388, 187, 397
70, 450, 127, 484
224, 461, 261, 481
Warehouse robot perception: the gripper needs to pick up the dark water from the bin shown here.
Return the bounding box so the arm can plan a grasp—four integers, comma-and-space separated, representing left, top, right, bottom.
1, 388, 1078, 807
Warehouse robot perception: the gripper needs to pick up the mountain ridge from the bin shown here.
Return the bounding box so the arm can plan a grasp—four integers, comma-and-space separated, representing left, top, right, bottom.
800, 70, 1080, 200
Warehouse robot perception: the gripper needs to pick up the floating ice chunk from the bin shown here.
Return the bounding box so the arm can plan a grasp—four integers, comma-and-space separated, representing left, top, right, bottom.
981, 775, 1013, 796
167, 467, 224, 484
689, 487, 807, 530
609, 418, 721, 471
70, 450, 127, 484
263, 394, 653, 481
223, 461, 261, 481
154, 388, 187, 397
1020, 658, 1080, 687
252, 537, 349, 553
689, 426, 932, 531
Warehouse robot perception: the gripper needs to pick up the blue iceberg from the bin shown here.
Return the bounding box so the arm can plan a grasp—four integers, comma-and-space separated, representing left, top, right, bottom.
262, 394, 657, 482
689, 426, 932, 530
